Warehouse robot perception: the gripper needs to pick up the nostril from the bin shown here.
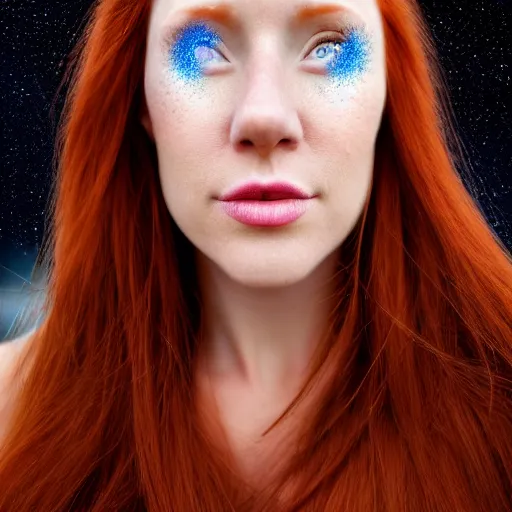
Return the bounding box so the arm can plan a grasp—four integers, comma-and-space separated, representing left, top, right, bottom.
236, 137, 295, 151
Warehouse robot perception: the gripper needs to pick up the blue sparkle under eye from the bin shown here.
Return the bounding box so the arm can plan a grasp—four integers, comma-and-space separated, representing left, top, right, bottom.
169, 22, 221, 81
325, 29, 371, 84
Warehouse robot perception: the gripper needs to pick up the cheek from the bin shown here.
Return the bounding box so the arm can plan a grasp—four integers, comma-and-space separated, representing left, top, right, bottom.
306, 78, 384, 226
146, 76, 200, 147
144, 75, 217, 172
304, 76, 385, 177
143, 78, 223, 231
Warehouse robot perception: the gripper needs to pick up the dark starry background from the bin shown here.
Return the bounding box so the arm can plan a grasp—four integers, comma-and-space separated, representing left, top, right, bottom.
0, 0, 511, 339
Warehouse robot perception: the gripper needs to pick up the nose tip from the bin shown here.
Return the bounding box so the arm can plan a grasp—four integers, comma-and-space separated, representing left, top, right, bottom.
229, 75, 303, 157
239, 121, 297, 149
231, 107, 301, 157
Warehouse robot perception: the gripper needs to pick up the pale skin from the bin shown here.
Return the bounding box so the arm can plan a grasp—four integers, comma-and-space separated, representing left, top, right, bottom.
139, 0, 387, 480
140, 0, 386, 393
0, 331, 34, 447
1, 0, 387, 484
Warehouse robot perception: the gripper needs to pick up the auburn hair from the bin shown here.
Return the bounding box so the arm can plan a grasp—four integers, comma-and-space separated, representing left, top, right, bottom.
1, 0, 511, 510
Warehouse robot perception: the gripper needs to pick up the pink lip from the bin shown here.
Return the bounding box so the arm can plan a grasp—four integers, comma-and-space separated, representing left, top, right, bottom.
217, 180, 317, 227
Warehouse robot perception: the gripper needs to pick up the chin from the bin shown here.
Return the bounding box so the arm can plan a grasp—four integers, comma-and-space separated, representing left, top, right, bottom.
193, 235, 341, 290
227, 270, 308, 289
216, 254, 325, 289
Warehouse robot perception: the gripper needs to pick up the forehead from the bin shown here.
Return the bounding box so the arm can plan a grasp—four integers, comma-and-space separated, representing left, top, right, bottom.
150, 0, 382, 32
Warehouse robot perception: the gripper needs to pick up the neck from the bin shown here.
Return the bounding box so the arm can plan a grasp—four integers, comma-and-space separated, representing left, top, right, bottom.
196, 249, 340, 393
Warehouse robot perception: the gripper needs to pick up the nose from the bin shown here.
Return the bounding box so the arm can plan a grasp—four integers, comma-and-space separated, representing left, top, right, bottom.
229, 66, 303, 159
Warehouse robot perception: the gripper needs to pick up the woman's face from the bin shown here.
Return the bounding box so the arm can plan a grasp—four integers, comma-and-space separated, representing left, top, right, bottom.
141, 0, 386, 287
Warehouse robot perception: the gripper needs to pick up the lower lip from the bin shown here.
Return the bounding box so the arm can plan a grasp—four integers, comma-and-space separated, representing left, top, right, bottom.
219, 199, 313, 227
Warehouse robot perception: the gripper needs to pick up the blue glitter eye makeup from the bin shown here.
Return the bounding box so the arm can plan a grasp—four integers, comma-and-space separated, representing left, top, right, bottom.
165, 20, 371, 86
168, 21, 223, 82
321, 27, 371, 85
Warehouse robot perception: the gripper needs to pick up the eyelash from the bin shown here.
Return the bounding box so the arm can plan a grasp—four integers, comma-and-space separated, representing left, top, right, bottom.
307, 33, 346, 58
164, 25, 347, 63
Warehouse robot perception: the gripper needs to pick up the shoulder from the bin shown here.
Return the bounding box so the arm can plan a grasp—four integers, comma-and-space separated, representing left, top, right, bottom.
0, 330, 36, 443
0, 329, 36, 390
0, 338, 22, 391
0, 330, 35, 376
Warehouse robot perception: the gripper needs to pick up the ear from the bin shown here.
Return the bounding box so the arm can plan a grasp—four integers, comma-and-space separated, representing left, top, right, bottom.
139, 98, 155, 141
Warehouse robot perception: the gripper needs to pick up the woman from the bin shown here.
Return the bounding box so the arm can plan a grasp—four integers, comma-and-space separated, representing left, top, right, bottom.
0, 0, 511, 509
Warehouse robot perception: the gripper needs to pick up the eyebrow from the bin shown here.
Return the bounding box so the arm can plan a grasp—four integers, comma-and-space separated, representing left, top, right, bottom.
166, 2, 350, 30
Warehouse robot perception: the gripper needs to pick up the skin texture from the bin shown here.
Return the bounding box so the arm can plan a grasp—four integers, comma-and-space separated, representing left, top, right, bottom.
140, 0, 387, 394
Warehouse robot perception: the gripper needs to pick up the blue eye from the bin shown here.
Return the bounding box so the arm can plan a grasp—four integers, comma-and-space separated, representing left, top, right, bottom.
308, 37, 344, 63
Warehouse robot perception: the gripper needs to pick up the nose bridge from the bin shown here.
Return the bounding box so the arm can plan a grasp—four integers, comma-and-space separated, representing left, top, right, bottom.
244, 49, 287, 107
229, 52, 303, 156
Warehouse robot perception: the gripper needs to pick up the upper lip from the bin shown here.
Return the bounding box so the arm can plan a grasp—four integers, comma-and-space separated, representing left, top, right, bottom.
218, 180, 315, 201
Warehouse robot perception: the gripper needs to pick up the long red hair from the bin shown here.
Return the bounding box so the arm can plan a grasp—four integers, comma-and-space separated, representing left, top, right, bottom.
1, 0, 511, 510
